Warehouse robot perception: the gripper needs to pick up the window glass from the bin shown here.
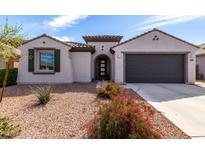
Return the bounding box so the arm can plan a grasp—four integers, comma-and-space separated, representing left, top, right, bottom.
39, 51, 54, 71
100, 64, 105, 67
100, 60, 105, 64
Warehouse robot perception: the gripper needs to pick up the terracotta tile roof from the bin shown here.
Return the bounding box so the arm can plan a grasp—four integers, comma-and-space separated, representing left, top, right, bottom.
83, 35, 123, 43
66, 41, 96, 54
65, 41, 94, 48
196, 43, 205, 56
111, 28, 199, 49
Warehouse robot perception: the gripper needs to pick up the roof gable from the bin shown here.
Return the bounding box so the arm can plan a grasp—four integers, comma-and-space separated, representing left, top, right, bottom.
22, 34, 73, 48
22, 34, 95, 53
112, 29, 199, 49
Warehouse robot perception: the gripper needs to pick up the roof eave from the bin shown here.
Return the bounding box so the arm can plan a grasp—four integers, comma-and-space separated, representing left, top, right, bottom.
83, 36, 123, 43
196, 53, 205, 57
69, 47, 96, 54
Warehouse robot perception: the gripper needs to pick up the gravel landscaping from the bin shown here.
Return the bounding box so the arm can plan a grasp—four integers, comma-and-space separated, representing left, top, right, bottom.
0, 83, 189, 139
0, 83, 107, 139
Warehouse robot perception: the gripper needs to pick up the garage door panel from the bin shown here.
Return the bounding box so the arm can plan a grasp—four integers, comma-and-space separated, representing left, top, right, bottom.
126, 54, 184, 83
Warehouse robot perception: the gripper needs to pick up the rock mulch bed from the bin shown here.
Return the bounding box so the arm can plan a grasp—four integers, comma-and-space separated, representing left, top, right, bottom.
0, 83, 189, 139
0, 83, 107, 139
128, 89, 190, 139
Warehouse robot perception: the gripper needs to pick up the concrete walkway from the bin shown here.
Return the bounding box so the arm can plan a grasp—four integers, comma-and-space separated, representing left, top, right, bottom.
126, 83, 205, 138
96, 81, 108, 89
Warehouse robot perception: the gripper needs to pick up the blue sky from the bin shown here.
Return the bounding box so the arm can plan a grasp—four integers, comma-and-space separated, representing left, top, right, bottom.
1, 15, 205, 45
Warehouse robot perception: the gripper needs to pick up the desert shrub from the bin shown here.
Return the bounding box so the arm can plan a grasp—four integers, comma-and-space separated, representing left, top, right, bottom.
35, 86, 52, 105
87, 94, 161, 139
97, 82, 122, 99
0, 68, 18, 87
0, 116, 20, 139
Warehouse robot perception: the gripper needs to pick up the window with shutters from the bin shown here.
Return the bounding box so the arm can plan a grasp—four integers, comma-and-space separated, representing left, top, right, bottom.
36, 50, 54, 72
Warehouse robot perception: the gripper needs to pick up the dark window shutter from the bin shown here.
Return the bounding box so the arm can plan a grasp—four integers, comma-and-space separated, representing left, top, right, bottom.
28, 49, 35, 72
54, 49, 60, 72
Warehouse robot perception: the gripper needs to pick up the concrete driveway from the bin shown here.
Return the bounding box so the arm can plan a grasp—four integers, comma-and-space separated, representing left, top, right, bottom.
126, 83, 205, 138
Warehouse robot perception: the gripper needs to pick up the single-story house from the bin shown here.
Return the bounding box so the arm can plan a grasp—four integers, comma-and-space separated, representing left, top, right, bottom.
17, 28, 198, 84
196, 43, 205, 80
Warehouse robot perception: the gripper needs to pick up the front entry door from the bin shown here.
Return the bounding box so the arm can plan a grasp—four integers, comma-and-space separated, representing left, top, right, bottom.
98, 58, 107, 79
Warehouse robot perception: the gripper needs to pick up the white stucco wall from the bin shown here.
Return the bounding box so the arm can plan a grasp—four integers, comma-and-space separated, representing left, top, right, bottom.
196, 55, 205, 79
87, 42, 117, 80
71, 52, 91, 82
113, 30, 198, 84
17, 36, 74, 84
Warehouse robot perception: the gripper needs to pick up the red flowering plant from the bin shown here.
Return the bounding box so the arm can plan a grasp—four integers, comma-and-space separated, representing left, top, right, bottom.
97, 81, 123, 99
87, 86, 162, 139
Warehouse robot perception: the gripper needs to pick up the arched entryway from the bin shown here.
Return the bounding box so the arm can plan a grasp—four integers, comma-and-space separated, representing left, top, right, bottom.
95, 54, 111, 80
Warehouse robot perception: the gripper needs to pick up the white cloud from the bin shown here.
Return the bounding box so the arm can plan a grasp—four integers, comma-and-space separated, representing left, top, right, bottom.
136, 15, 204, 30
44, 15, 88, 29
52, 36, 74, 42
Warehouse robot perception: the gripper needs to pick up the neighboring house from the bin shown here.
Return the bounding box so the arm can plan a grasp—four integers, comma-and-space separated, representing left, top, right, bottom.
196, 43, 205, 80
0, 58, 19, 69
17, 28, 198, 84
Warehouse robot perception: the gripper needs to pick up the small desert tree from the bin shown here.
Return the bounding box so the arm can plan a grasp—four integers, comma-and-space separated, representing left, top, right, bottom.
0, 18, 25, 102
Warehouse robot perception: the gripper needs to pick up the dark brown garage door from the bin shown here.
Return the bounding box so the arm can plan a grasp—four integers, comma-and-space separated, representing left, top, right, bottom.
125, 54, 184, 83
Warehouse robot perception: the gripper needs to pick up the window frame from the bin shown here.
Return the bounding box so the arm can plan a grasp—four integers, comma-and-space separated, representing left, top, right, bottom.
35, 49, 55, 73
